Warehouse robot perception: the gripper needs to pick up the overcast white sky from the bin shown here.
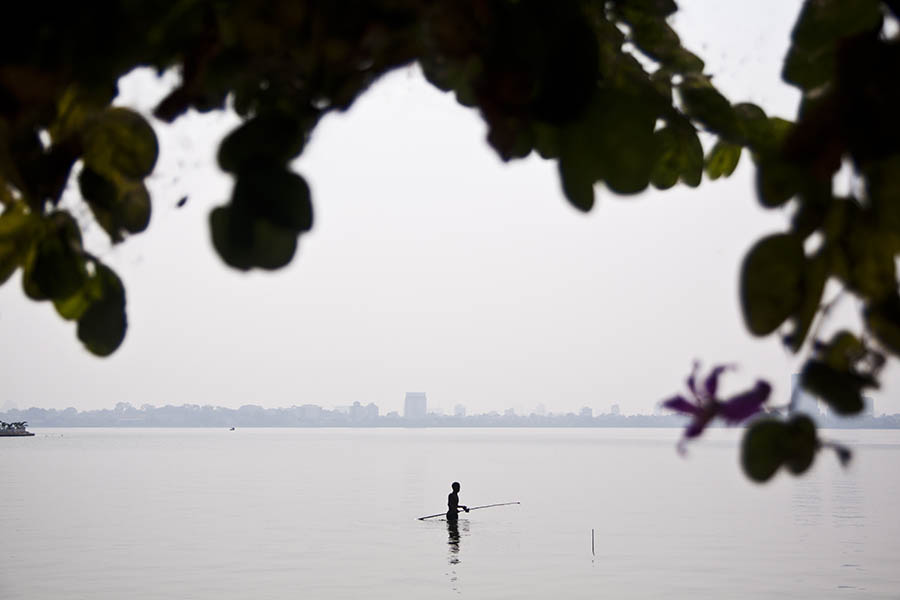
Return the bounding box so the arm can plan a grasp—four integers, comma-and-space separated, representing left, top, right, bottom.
3, 0, 897, 416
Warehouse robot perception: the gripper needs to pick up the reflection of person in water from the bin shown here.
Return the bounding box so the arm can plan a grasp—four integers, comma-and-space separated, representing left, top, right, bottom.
446, 481, 469, 521
447, 519, 460, 564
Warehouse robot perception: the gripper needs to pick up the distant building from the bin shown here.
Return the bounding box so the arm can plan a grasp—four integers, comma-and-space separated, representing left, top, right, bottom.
580, 406, 592, 418
862, 396, 875, 418
504, 407, 515, 417
791, 373, 821, 418
349, 402, 367, 421
300, 404, 323, 421
365, 402, 379, 419
404, 392, 427, 419
534, 403, 546, 416
454, 404, 466, 417
610, 404, 620, 416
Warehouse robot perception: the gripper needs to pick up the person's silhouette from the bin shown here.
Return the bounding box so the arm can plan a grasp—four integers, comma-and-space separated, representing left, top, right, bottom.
446, 481, 469, 521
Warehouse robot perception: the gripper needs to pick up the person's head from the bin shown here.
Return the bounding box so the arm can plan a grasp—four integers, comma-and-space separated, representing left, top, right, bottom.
451, 481, 460, 492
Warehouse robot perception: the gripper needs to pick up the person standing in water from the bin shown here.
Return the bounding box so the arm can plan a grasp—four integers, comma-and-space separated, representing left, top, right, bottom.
447, 481, 469, 521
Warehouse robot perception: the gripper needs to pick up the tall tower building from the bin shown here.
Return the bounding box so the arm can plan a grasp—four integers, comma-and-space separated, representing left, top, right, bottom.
404, 392, 427, 419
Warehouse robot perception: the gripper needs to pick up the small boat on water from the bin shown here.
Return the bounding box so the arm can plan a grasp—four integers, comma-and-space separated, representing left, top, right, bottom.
0, 421, 34, 437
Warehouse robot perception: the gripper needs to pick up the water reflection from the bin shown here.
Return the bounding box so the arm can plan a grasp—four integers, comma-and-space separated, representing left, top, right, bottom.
446, 519, 468, 594
447, 519, 464, 564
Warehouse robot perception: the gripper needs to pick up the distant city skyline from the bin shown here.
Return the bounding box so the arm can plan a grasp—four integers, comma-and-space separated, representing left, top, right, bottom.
4, 392, 898, 429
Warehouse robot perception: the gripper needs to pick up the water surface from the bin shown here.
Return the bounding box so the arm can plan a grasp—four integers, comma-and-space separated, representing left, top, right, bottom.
2, 428, 898, 599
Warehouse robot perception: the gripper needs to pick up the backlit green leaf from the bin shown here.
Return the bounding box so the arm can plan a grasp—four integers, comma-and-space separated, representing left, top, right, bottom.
79, 167, 152, 242
0, 202, 38, 285
22, 212, 86, 301
705, 141, 741, 180
650, 124, 703, 189
83, 108, 158, 180
560, 90, 658, 198
678, 75, 738, 139
733, 103, 773, 150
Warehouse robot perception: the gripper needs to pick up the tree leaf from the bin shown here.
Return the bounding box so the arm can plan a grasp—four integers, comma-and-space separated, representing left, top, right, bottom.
558, 158, 595, 212
800, 359, 868, 415
22, 212, 86, 301
0, 202, 38, 285
79, 167, 152, 242
782, 0, 882, 91
560, 90, 659, 197
218, 113, 307, 173
865, 294, 900, 356
740, 233, 806, 336
755, 158, 802, 208
820, 330, 865, 372
678, 74, 738, 139
782, 414, 818, 475
210, 204, 299, 271
733, 103, 773, 150
622, 9, 704, 74
612, 0, 678, 17
232, 166, 313, 233
83, 108, 158, 180
210, 206, 253, 271
741, 419, 786, 483
76, 264, 127, 357
54, 273, 102, 321
651, 124, 703, 189
705, 141, 741, 180
786, 251, 828, 352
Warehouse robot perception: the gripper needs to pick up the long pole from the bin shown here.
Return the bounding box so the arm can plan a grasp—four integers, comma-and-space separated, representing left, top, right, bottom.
417, 501, 520, 520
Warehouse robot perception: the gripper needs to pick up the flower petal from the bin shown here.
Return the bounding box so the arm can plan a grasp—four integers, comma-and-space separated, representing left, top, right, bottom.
662, 395, 702, 415
685, 414, 713, 438
686, 361, 700, 397
704, 364, 735, 399
719, 380, 771, 424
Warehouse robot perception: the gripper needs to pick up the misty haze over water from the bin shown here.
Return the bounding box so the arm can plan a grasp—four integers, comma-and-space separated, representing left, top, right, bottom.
3, 428, 899, 599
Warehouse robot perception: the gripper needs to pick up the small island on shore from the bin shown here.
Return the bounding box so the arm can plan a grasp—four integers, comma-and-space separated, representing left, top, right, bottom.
0, 421, 34, 437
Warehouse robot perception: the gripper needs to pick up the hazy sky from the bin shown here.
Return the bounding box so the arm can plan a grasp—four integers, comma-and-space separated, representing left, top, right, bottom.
3, 1, 897, 416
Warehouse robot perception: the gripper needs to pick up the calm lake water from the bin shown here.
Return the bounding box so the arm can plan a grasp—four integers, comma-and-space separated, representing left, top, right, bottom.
2, 427, 899, 599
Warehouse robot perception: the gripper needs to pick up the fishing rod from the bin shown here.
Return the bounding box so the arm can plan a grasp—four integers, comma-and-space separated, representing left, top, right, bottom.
417, 501, 520, 521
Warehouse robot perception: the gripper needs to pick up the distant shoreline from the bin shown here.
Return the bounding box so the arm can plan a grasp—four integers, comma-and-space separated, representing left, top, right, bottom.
3, 403, 899, 430
14, 424, 900, 430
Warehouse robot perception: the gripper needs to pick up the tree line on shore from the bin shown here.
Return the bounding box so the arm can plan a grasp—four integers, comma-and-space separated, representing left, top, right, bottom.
2, 404, 897, 429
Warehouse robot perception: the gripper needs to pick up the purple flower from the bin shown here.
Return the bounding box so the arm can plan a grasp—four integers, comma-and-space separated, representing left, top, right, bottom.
663, 362, 771, 451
